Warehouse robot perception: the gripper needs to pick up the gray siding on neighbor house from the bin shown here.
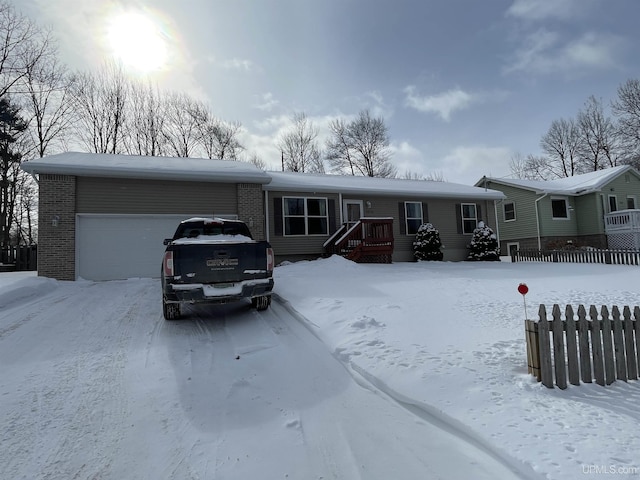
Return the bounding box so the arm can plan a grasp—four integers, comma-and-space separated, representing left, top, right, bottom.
266, 190, 498, 262
602, 170, 640, 212
575, 193, 602, 235
538, 195, 578, 237
486, 182, 539, 242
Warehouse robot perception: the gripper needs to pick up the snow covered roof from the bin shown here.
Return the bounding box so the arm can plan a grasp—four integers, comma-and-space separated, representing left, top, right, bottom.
479, 165, 637, 195
20, 152, 272, 184
265, 171, 505, 200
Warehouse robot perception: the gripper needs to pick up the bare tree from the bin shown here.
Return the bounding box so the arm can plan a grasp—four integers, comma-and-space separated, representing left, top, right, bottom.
508, 152, 550, 180
539, 118, 582, 178
197, 114, 244, 160
326, 118, 355, 175
70, 62, 128, 154
402, 170, 446, 181
22, 50, 75, 158
577, 96, 620, 172
0, 1, 49, 98
327, 109, 395, 178
123, 81, 166, 156
242, 151, 267, 170
277, 112, 324, 173
162, 92, 205, 158
612, 78, 640, 163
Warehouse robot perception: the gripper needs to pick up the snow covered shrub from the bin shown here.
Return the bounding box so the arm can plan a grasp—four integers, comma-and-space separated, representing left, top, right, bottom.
466, 221, 500, 261
413, 223, 443, 261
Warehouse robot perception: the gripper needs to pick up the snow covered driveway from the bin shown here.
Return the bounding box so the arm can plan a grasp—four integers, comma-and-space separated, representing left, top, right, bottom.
1, 276, 532, 479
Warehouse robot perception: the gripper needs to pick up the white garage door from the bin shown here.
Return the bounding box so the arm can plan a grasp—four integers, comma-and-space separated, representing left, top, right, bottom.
76, 214, 209, 281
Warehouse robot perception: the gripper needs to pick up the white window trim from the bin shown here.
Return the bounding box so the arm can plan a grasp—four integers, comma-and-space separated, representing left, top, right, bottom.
626, 195, 636, 210
282, 196, 329, 236
461, 203, 477, 234
550, 197, 570, 220
404, 201, 423, 236
503, 201, 516, 222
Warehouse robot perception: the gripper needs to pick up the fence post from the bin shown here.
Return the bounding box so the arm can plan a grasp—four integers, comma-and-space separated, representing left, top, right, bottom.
590, 305, 605, 386
612, 306, 628, 382
565, 305, 580, 386
537, 305, 554, 388
623, 306, 638, 380
601, 306, 616, 385
577, 305, 592, 383
525, 319, 541, 381
552, 304, 567, 389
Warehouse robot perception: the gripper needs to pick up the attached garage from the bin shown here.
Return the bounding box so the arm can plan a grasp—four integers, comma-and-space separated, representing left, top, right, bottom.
21, 152, 270, 281
76, 214, 210, 281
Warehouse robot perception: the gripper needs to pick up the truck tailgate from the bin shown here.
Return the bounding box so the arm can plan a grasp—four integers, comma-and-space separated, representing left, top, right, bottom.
169, 242, 269, 284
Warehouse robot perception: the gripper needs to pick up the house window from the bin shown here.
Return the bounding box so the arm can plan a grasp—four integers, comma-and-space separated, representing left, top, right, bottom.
551, 198, 569, 219
608, 195, 617, 213
283, 197, 328, 236
405, 202, 423, 235
461, 203, 477, 234
503, 202, 516, 222
628, 196, 637, 209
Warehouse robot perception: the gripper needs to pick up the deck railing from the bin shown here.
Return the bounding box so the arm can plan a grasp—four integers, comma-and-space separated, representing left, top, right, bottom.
604, 209, 640, 234
324, 217, 394, 263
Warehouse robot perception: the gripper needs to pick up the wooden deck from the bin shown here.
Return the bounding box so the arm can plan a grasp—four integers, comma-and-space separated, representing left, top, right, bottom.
323, 218, 394, 263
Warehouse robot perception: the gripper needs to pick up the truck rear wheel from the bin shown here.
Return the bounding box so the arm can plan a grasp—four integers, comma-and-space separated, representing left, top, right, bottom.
253, 295, 271, 311
163, 297, 181, 320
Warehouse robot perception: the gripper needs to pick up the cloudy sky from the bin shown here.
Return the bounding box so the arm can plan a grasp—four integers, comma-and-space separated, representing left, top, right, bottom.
19, 0, 640, 185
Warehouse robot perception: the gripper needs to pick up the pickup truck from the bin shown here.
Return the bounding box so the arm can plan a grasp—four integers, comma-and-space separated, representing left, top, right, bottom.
161, 217, 274, 320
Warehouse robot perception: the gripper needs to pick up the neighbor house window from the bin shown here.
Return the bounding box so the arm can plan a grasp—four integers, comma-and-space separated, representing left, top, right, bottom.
503, 202, 516, 222
551, 198, 569, 219
283, 197, 328, 235
628, 196, 637, 209
405, 202, 423, 235
608, 195, 617, 213
461, 203, 477, 234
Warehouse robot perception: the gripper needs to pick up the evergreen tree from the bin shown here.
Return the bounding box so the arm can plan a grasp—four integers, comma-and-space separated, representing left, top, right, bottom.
0, 96, 28, 246
413, 223, 443, 261
467, 221, 500, 261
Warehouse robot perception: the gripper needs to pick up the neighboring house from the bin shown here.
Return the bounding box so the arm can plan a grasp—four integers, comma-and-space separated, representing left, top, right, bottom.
21, 152, 505, 281
477, 165, 640, 255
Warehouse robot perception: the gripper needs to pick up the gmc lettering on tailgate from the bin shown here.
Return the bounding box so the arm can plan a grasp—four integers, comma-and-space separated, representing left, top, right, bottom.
207, 258, 239, 267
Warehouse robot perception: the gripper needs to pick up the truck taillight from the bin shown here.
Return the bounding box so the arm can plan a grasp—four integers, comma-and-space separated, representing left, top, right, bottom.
266, 247, 274, 272
163, 251, 174, 276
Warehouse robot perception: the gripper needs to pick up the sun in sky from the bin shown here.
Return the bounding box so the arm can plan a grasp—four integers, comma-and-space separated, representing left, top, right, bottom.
106, 9, 169, 73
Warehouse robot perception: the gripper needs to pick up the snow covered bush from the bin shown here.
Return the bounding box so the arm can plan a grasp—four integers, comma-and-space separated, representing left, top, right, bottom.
413, 223, 443, 261
466, 221, 500, 261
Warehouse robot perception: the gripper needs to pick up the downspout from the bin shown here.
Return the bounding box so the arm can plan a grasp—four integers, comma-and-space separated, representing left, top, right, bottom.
493, 200, 500, 251
264, 189, 270, 242
534, 193, 548, 250
339, 193, 344, 225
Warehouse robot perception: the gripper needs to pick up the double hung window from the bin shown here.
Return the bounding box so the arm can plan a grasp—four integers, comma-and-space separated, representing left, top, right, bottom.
283, 197, 328, 235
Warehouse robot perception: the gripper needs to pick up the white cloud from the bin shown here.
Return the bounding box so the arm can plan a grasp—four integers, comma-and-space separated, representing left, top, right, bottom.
437, 146, 513, 185
219, 58, 255, 71
253, 92, 279, 112
404, 86, 474, 122
504, 30, 621, 75
506, 0, 592, 21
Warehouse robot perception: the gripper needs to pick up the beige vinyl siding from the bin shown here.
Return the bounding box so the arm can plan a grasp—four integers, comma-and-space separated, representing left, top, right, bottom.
486, 182, 538, 241
76, 177, 237, 214
267, 191, 340, 259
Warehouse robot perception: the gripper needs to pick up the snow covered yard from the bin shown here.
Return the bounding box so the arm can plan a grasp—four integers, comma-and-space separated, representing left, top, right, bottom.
1, 259, 639, 479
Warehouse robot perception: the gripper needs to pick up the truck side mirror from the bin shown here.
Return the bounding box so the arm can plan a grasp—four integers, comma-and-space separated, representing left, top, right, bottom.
163, 239, 172, 245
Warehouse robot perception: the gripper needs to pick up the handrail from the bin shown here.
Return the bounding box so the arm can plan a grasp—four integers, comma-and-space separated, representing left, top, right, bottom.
604, 209, 640, 233
323, 223, 347, 248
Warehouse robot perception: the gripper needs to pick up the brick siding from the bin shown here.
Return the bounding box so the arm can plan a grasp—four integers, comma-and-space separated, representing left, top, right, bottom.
38, 174, 76, 280
237, 183, 265, 240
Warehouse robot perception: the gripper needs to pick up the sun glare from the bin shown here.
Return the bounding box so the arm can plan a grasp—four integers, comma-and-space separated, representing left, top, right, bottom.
107, 11, 168, 73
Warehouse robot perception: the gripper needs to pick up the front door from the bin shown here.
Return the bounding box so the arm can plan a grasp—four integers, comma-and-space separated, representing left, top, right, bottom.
343, 200, 363, 229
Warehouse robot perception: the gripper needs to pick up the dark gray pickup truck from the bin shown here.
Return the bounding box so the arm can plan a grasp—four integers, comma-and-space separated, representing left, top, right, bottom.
161, 217, 274, 320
